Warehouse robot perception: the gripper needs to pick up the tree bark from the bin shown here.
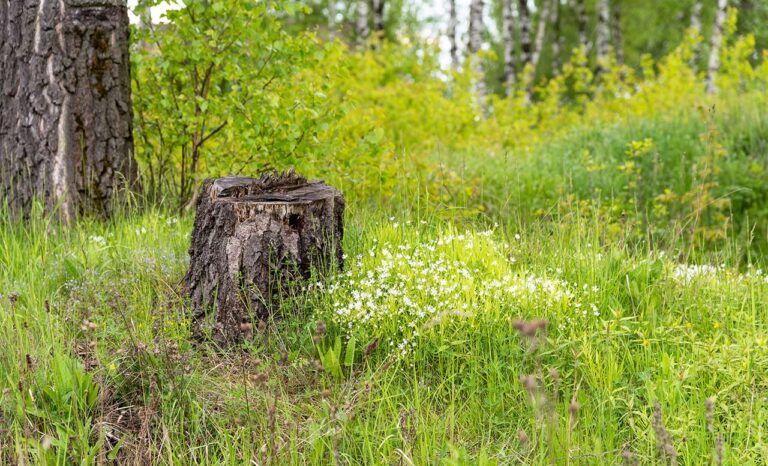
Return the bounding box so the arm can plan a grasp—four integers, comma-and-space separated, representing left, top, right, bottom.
518, 0, 532, 70
372, 0, 385, 38
502, 0, 517, 94
551, 0, 563, 73
356, 0, 370, 49
467, 0, 486, 104
575, 0, 590, 53
448, 0, 459, 69
706, 0, 728, 94
596, 0, 611, 67
185, 172, 344, 346
530, 0, 551, 73
0, 0, 137, 222
610, 0, 624, 65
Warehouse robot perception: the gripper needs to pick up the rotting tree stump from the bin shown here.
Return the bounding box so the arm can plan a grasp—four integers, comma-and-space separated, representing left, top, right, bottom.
185, 171, 344, 345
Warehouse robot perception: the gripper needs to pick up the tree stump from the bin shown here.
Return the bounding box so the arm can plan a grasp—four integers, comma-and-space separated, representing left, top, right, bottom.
185, 171, 344, 345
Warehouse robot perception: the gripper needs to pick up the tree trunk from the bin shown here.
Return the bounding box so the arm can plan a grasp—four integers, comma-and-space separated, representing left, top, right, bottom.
518, 0, 532, 69
551, 0, 563, 73
0, 0, 137, 222
575, 0, 590, 53
327, 0, 337, 40
448, 0, 459, 69
706, 0, 728, 94
530, 0, 551, 73
185, 172, 345, 346
611, 0, 624, 65
467, 0, 486, 105
372, 0, 385, 38
356, 0, 370, 49
502, 0, 517, 94
596, 0, 611, 67
689, 1, 703, 68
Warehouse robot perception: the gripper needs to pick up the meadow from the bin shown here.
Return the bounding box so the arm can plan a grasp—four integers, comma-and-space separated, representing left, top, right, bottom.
2, 1, 768, 464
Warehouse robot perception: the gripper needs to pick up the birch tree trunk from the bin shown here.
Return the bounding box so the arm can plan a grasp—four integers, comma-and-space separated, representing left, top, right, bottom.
575, 0, 590, 53
689, 1, 703, 68
596, 0, 611, 66
530, 0, 551, 73
518, 0, 532, 69
611, 0, 624, 65
356, 0, 370, 49
689, 1, 703, 34
372, 0, 385, 38
468, 0, 486, 104
0, 0, 137, 222
502, 0, 517, 93
448, 0, 459, 68
551, 0, 563, 73
706, 0, 728, 94
327, 0, 337, 40
524, 0, 551, 101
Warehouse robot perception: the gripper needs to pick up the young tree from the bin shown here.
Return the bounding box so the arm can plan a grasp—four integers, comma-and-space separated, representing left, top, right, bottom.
0, 0, 137, 222
356, 0, 370, 48
706, 0, 728, 94
448, 0, 459, 68
502, 0, 517, 93
468, 0, 486, 102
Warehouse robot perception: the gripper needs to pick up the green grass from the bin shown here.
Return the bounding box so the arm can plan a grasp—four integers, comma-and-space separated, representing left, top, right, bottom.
1, 200, 767, 464
2, 100, 768, 464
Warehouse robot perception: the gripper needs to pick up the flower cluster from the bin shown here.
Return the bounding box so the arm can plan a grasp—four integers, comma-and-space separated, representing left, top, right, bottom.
317, 230, 597, 358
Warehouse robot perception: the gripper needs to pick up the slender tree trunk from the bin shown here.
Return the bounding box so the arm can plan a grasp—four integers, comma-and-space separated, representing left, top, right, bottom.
530, 0, 551, 73
372, 0, 385, 38
524, 0, 551, 101
502, 0, 517, 93
596, 0, 611, 66
448, 0, 459, 68
575, 0, 590, 53
327, 0, 337, 40
468, 0, 486, 105
611, 0, 624, 64
0, 0, 137, 222
356, 0, 370, 49
689, 1, 703, 68
551, 0, 563, 73
706, 0, 728, 94
518, 0, 532, 70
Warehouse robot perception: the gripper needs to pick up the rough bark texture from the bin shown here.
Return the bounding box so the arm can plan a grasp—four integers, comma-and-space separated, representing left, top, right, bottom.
689, 1, 703, 68
448, 0, 458, 69
185, 172, 345, 345
467, 0, 485, 104
706, 0, 728, 94
0, 0, 137, 222
502, 0, 517, 93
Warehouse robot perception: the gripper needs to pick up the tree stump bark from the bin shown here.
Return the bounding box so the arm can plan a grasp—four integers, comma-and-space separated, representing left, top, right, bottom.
185, 171, 344, 345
